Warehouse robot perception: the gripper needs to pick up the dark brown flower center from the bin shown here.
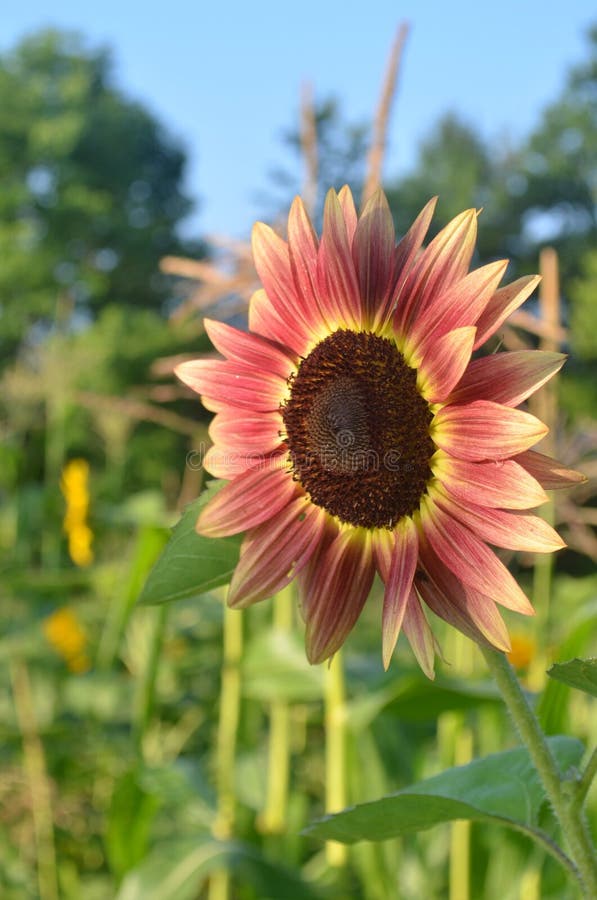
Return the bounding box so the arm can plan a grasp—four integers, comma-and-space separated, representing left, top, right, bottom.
282, 330, 434, 529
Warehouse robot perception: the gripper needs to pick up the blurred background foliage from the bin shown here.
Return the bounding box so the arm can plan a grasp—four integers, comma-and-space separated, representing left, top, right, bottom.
1, 23, 596, 900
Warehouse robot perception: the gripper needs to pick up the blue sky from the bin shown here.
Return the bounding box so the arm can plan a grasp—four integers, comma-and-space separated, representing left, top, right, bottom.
3, 1, 595, 239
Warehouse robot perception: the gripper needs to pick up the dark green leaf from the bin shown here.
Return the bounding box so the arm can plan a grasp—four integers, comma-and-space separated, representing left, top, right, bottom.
547, 658, 597, 698
105, 769, 160, 879
345, 674, 501, 731
538, 596, 597, 733
304, 736, 583, 843
138, 483, 240, 606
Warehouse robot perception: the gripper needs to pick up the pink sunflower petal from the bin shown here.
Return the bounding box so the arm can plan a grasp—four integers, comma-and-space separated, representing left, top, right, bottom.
408, 259, 508, 351
175, 358, 285, 413
287, 196, 330, 330
391, 197, 437, 303
209, 410, 282, 452
381, 517, 419, 670
417, 326, 476, 403
416, 573, 511, 653
316, 189, 361, 328
514, 450, 588, 490
434, 454, 549, 509
297, 517, 340, 617
396, 208, 477, 332
432, 400, 548, 461
373, 528, 394, 581
402, 590, 437, 679
338, 185, 358, 242
303, 530, 376, 664
204, 318, 297, 378
435, 491, 566, 552
352, 189, 396, 328
248, 288, 310, 357
474, 274, 541, 349
416, 540, 512, 651
416, 576, 486, 648
202, 446, 266, 480
420, 494, 534, 615
252, 223, 321, 343
196, 460, 295, 537
205, 411, 283, 477
448, 351, 566, 407
227, 499, 325, 608
251, 222, 295, 306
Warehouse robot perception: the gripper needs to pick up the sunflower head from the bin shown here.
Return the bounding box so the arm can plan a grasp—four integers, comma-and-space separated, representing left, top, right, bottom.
176, 187, 583, 677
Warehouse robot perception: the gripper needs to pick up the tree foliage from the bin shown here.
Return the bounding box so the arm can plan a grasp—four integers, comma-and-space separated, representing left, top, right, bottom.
263, 97, 368, 227
513, 26, 597, 281
0, 29, 197, 364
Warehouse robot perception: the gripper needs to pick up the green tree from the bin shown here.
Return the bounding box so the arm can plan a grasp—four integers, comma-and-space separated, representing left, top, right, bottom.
262, 96, 368, 227
511, 25, 597, 281
385, 113, 531, 272
388, 114, 492, 230
0, 29, 198, 364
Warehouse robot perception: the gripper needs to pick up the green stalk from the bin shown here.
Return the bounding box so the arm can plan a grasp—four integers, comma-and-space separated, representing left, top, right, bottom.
42, 396, 65, 569
577, 748, 597, 807
481, 646, 597, 897
529, 495, 555, 691
439, 627, 474, 900
449, 726, 473, 900
260, 587, 293, 833
133, 603, 168, 753
10, 661, 59, 900
324, 650, 347, 866
209, 603, 243, 900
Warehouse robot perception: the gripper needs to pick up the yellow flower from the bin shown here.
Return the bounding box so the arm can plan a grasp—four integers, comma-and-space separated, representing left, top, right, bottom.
60, 459, 94, 567
43, 607, 90, 673
507, 633, 537, 670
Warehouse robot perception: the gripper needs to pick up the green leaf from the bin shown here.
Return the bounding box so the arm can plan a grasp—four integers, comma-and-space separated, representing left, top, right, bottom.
304, 736, 583, 843
138, 483, 241, 606
547, 658, 597, 698
538, 596, 597, 732
115, 837, 327, 900
345, 674, 501, 732
105, 769, 160, 879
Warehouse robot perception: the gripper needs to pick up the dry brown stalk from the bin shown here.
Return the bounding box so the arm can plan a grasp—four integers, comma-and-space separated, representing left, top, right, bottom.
300, 81, 319, 217
77, 390, 201, 436
362, 22, 410, 206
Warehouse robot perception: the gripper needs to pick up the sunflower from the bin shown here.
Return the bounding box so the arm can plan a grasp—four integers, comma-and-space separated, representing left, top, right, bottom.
176, 187, 583, 677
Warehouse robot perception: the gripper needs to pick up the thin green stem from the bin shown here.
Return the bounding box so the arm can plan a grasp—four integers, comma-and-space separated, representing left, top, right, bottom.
577, 747, 597, 807
261, 587, 293, 833
10, 661, 59, 900
444, 630, 474, 900
324, 651, 347, 867
515, 825, 582, 882
481, 646, 597, 898
133, 603, 168, 752
529, 496, 555, 691
209, 603, 243, 900
531, 497, 555, 619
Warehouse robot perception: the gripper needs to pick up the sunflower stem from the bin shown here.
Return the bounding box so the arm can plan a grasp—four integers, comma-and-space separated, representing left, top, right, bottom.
9, 661, 59, 900
444, 631, 474, 900
481, 646, 597, 897
529, 495, 555, 691
133, 603, 167, 752
209, 602, 243, 900
260, 587, 293, 833
577, 747, 597, 807
324, 650, 347, 866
